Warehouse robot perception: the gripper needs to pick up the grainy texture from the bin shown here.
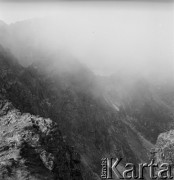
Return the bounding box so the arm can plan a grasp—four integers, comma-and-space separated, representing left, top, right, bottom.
0, 99, 84, 180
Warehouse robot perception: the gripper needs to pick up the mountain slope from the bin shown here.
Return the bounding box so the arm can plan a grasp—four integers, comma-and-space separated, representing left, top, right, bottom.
0, 99, 84, 180
0, 45, 102, 180
1, 18, 174, 179
100, 73, 174, 144
0, 43, 152, 179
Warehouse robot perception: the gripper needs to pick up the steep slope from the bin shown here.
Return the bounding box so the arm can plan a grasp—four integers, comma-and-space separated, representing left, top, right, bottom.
0, 45, 103, 180
0, 99, 84, 180
2, 18, 173, 178
0, 43, 152, 179
100, 73, 174, 144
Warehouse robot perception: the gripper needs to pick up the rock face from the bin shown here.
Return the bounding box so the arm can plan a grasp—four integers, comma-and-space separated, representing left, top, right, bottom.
155, 130, 174, 165
0, 98, 84, 180
153, 130, 174, 179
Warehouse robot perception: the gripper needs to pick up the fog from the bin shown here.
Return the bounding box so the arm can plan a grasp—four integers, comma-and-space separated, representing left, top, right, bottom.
0, 1, 174, 79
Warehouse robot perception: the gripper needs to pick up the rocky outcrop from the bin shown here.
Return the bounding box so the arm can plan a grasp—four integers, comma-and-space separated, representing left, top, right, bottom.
151, 130, 174, 179
155, 130, 174, 165
0, 98, 84, 180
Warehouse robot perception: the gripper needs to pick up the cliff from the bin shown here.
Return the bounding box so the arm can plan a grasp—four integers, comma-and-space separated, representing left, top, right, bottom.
0, 98, 83, 180
155, 130, 174, 165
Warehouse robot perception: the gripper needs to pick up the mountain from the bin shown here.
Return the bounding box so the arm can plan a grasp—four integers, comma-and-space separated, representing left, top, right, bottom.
0, 40, 150, 179
0, 44, 102, 180
100, 73, 174, 144
0, 19, 174, 179
0, 99, 84, 180
0, 43, 133, 177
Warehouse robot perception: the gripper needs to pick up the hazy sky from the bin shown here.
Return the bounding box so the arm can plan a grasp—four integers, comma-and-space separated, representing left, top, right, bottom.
0, 1, 174, 76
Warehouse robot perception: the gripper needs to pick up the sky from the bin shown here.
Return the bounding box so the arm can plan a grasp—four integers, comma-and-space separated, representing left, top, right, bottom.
0, 0, 174, 77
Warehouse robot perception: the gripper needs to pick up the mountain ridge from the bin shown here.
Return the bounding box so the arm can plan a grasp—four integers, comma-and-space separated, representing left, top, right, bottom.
0, 18, 174, 179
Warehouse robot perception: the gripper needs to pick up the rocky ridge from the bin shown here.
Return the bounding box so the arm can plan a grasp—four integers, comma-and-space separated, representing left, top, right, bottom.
155, 130, 174, 165
0, 97, 86, 180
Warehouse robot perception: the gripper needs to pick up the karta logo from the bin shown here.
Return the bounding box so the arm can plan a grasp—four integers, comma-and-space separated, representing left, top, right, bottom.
101, 158, 173, 179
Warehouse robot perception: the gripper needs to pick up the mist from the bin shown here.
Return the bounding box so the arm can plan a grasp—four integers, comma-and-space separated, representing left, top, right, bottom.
0, 0, 174, 80
1, 2, 174, 179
